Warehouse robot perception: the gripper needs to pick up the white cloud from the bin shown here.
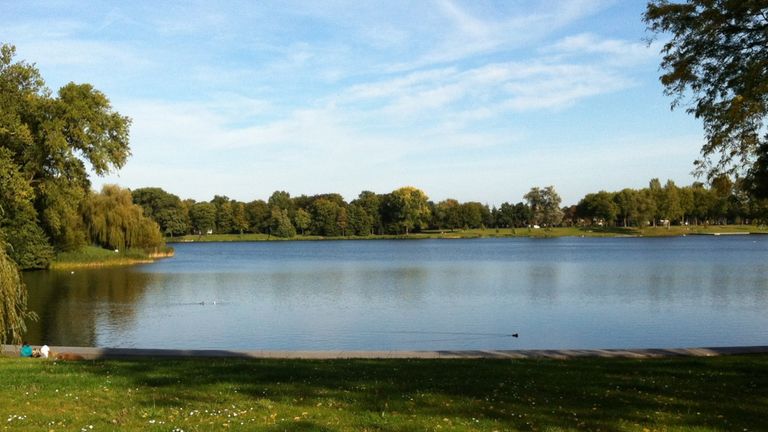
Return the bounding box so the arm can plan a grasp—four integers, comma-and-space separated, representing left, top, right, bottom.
546, 32, 659, 67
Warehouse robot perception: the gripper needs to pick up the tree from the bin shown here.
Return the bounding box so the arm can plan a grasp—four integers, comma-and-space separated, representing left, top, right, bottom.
352, 191, 383, 234
0, 235, 37, 345
381, 187, 431, 234
245, 200, 271, 233
270, 208, 296, 238
459, 202, 485, 229
347, 204, 373, 236
231, 202, 249, 234
745, 142, 768, 198
268, 191, 295, 218
577, 191, 618, 226
211, 195, 233, 234
660, 180, 683, 225
131, 187, 188, 236
189, 202, 216, 235
310, 198, 344, 236
81, 185, 163, 251
644, 1, 768, 184
497, 202, 531, 228
293, 208, 311, 235
1, 43, 131, 252
614, 188, 639, 227
0, 148, 54, 269
524, 186, 563, 227
434, 199, 462, 230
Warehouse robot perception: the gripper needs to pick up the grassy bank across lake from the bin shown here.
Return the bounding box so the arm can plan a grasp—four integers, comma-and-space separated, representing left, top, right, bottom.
50, 245, 174, 270
1, 354, 765, 431
169, 224, 768, 243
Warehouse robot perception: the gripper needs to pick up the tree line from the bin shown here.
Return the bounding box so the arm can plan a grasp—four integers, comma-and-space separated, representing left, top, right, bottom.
130, 177, 768, 240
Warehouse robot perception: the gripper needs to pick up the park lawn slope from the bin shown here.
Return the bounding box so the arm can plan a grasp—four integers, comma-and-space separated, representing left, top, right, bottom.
1, 354, 766, 431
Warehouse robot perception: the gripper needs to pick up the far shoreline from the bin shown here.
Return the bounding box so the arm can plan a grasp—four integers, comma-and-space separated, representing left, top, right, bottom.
166, 224, 768, 244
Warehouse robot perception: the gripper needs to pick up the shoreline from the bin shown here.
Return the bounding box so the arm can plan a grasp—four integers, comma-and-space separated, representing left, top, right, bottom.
167, 225, 768, 243
3, 344, 767, 360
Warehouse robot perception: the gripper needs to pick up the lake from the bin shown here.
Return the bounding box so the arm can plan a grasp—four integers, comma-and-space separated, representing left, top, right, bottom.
22, 236, 768, 351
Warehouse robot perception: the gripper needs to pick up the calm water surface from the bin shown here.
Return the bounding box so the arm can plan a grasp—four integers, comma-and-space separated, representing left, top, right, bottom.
23, 237, 768, 350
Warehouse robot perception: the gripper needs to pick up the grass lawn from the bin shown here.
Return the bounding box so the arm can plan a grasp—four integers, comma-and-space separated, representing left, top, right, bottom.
1, 354, 765, 431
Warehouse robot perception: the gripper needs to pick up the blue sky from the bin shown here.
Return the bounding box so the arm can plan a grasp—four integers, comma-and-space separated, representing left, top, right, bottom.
2, 0, 704, 205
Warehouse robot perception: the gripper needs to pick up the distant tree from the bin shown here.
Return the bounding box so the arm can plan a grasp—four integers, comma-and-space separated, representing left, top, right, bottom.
614, 188, 639, 227
577, 191, 618, 226
189, 202, 217, 235
270, 208, 296, 238
293, 208, 311, 235
352, 191, 383, 235
635, 188, 657, 227
211, 195, 234, 234
678, 185, 695, 225
644, 1, 768, 183
434, 199, 462, 230
710, 175, 733, 223
245, 200, 271, 233
648, 178, 664, 226
690, 182, 715, 224
310, 198, 343, 236
231, 201, 249, 234
459, 202, 485, 229
347, 204, 373, 236
382, 187, 431, 234
131, 187, 188, 236
660, 180, 683, 226
268, 191, 295, 218
81, 185, 163, 251
525, 186, 563, 227
0, 236, 37, 345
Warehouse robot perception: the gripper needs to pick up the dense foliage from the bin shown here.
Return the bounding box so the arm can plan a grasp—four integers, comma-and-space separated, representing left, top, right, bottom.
644, 1, 768, 192
0, 43, 163, 272
133, 177, 768, 240
0, 238, 36, 345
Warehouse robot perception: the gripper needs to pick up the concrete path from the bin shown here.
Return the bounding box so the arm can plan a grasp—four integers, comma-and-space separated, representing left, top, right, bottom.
3, 345, 768, 360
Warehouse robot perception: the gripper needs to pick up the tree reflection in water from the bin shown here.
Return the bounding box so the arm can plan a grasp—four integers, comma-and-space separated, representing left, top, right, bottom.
22, 267, 152, 346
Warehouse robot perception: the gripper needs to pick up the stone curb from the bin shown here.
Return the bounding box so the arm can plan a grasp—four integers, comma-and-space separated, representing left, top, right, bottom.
3, 345, 768, 360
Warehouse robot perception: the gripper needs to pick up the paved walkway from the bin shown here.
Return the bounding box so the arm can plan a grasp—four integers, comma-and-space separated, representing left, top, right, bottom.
3, 345, 767, 360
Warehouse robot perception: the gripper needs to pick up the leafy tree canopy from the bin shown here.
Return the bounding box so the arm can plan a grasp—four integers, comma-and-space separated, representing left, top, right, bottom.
1, 43, 131, 252
644, 1, 768, 189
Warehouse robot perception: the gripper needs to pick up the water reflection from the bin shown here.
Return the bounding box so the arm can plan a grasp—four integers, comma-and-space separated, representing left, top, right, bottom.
20, 237, 768, 350
23, 268, 152, 346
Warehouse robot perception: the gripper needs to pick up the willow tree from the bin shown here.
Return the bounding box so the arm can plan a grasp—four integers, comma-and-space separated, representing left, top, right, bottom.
81, 185, 163, 251
0, 235, 36, 345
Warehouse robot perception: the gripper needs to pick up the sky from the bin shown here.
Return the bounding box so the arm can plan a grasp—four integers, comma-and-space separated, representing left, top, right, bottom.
2, 0, 705, 206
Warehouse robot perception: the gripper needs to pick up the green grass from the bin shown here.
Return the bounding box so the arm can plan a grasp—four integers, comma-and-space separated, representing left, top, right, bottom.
1, 354, 766, 431
50, 246, 167, 269
169, 225, 768, 243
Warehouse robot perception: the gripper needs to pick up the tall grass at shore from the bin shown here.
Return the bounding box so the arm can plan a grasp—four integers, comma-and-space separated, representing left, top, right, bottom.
51, 245, 174, 269
1, 354, 765, 431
